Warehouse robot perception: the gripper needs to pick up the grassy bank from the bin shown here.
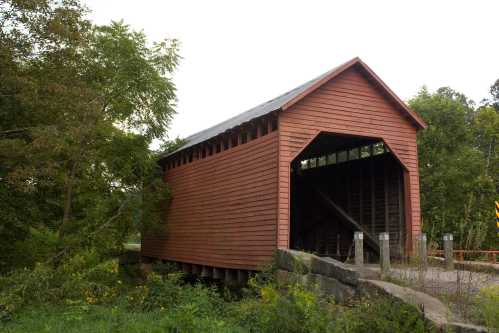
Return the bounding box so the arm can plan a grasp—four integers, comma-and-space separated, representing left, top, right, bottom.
2, 296, 431, 333
1, 253, 494, 332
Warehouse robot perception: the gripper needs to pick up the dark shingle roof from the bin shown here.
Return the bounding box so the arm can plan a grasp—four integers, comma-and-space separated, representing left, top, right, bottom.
162, 57, 427, 159
164, 67, 337, 157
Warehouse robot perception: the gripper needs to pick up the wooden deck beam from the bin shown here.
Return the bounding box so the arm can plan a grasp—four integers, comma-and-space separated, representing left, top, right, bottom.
201, 265, 212, 278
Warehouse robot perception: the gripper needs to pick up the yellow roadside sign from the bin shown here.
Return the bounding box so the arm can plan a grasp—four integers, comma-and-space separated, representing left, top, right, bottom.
496, 201, 499, 236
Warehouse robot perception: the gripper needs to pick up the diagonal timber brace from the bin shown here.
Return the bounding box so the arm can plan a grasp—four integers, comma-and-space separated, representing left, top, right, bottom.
311, 186, 380, 254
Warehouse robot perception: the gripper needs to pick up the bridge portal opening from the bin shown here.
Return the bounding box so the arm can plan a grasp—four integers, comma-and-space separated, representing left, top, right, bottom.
290, 132, 406, 262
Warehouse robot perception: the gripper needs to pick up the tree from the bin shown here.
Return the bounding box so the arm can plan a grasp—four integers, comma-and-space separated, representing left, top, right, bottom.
489, 79, 499, 111
0, 0, 179, 271
410, 87, 498, 249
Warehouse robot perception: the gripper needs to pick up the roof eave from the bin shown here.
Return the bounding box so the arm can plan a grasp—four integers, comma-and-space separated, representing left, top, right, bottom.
159, 57, 427, 164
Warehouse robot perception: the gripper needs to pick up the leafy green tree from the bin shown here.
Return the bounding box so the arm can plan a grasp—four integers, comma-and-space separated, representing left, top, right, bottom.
410, 87, 498, 249
158, 137, 186, 156
0, 0, 179, 271
489, 78, 499, 111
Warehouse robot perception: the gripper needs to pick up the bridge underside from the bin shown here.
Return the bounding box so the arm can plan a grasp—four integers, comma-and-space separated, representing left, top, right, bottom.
290, 132, 406, 262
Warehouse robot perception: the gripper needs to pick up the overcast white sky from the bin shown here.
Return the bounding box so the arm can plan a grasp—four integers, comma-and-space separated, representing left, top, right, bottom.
84, 0, 499, 142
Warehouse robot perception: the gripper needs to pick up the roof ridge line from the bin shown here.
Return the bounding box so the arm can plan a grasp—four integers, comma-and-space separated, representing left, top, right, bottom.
162, 57, 426, 159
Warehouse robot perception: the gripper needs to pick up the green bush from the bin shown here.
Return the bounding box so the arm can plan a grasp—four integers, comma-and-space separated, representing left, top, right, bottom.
126, 272, 224, 315
476, 285, 499, 330
0, 250, 123, 321
232, 275, 433, 333
123, 272, 235, 332
11, 228, 59, 269
233, 281, 332, 333
332, 298, 433, 333
0, 264, 57, 319
0, 227, 58, 273
126, 272, 182, 312
156, 308, 242, 333
58, 250, 122, 304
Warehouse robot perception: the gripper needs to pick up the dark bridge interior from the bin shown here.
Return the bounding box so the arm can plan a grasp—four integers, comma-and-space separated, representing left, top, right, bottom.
290, 132, 406, 262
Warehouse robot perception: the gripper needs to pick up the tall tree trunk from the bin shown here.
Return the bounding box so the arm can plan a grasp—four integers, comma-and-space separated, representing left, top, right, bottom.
59, 160, 77, 241
485, 137, 495, 176
473, 137, 495, 250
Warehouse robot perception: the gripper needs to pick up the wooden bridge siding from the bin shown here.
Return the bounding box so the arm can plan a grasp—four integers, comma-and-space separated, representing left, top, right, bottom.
278, 67, 421, 252
142, 131, 279, 270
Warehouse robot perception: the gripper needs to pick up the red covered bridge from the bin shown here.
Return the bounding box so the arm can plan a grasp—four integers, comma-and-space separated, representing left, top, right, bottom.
142, 57, 426, 275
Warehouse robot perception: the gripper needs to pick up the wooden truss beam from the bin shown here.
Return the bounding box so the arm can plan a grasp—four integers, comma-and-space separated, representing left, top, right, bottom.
311, 186, 380, 254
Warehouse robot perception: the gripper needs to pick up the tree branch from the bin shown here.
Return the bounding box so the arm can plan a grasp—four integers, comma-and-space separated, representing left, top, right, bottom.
46, 195, 134, 264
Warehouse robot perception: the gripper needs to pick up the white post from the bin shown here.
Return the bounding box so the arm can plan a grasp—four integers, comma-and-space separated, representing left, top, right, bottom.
379, 232, 390, 275
443, 233, 454, 270
416, 233, 428, 270
354, 232, 364, 267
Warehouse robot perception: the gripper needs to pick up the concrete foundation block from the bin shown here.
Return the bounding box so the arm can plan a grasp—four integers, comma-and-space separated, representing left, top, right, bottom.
276, 269, 307, 286
276, 249, 315, 273
306, 273, 356, 302
276, 269, 355, 303
358, 278, 451, 329
310, 256, 359, 286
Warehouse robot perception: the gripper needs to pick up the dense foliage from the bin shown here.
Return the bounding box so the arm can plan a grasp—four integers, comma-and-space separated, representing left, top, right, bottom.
0, 0, 178, 272
0, 257, 436, 333
410, 86, 499, 249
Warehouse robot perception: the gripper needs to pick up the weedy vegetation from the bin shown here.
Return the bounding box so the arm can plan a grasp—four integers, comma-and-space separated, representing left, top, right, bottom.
0, 255, 438, 333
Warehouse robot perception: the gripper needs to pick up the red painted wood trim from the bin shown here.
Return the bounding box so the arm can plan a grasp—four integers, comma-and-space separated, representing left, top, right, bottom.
281, 57, 427, 130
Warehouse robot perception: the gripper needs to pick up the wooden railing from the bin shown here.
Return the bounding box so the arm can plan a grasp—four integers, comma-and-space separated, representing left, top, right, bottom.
429, 250, 498, 264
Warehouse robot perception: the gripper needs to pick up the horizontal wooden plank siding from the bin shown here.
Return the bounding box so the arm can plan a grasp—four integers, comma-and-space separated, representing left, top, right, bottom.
142, 131, 279, 270
278, 67, 421, 252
